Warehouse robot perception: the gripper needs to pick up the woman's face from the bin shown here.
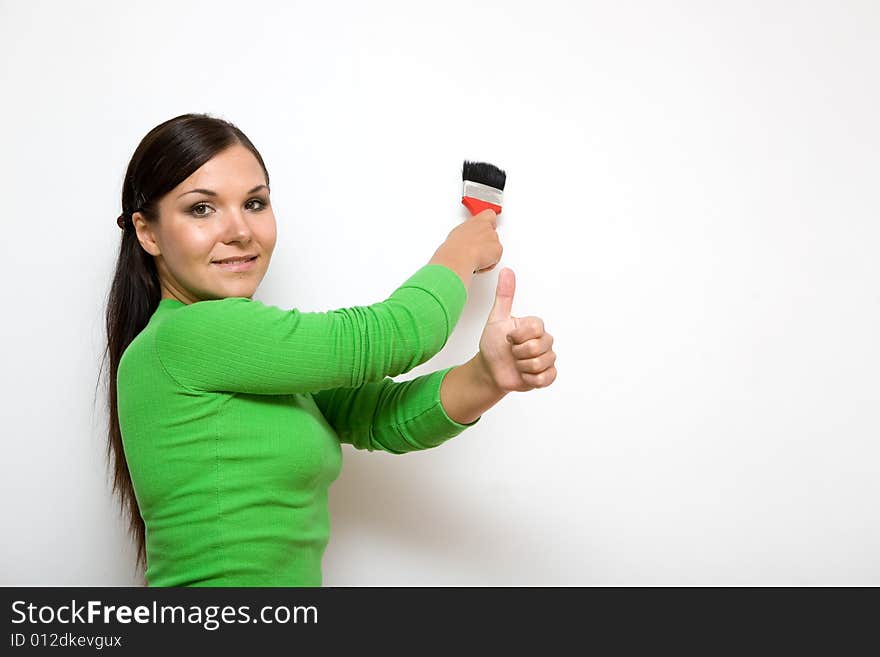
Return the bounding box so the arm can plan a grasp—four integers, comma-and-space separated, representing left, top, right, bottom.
133, 143, 276, 304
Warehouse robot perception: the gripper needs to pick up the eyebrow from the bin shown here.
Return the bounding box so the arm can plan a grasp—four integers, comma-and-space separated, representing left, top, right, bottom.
176, 184, 269, 199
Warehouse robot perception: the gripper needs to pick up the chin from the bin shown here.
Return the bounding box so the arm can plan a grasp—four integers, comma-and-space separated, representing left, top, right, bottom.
210, 285, 257, 300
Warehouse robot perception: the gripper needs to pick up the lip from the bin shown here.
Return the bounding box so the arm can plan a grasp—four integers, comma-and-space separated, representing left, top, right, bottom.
211, 255, 258, 272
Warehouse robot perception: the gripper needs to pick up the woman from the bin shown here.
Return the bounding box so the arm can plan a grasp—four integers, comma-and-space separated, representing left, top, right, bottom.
102, 112, 557, 586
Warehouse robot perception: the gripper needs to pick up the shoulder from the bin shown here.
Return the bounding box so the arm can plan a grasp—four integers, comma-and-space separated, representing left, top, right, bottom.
154, 296, 299, 346
151, 297, 259, 343
162, 296, 258, 324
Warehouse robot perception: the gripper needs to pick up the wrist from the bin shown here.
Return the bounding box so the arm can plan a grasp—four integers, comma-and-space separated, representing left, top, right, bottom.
428, 246, 475, 292
470, 352, 507, 398
440, 355, 508, 425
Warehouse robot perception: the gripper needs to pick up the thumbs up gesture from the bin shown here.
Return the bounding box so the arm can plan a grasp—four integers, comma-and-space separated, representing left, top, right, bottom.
476, 268, 557, 393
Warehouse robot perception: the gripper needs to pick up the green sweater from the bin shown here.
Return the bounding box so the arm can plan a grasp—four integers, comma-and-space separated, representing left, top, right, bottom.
117, 263, 481, 587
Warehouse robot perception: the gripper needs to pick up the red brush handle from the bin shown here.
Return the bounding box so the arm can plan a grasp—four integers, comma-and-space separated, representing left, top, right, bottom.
462, 196, 503, 216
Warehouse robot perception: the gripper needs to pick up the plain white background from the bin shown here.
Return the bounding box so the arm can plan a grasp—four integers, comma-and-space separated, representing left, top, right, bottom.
1, 0, 877, 585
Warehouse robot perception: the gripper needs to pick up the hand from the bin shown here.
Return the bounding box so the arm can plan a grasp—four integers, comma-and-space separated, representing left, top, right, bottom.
476, 268, 557, 393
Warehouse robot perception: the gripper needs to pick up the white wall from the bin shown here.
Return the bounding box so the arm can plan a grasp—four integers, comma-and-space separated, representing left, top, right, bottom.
1, 0, 878, 585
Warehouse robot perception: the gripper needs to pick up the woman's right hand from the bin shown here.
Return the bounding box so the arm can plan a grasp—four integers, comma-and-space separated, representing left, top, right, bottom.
442, 208, 504, 274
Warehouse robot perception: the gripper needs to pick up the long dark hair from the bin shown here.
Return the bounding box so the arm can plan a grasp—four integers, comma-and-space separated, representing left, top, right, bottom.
98, 112, 270, 583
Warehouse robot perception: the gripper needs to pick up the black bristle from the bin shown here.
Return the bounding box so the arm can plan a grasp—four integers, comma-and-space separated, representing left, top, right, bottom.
462, 160, 506, 191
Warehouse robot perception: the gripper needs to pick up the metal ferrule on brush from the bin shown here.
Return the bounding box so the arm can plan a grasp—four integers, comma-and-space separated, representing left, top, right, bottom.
463, 180, 504, 206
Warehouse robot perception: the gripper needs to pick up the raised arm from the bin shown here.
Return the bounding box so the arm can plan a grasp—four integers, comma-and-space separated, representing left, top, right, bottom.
153, 264, 467, 394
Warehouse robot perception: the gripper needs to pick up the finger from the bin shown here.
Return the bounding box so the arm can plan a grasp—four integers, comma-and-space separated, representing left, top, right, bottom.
475, 208, 497, 228
508, 316, 545, 345
521, 365, 557, 388
516, 350, 557, 374
510, 333, 553, 359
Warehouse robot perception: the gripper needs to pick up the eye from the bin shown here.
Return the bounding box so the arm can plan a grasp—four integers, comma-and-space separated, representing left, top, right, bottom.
188, 202, 213, 217
187, 197, 268, 218
245, 197, 269, 211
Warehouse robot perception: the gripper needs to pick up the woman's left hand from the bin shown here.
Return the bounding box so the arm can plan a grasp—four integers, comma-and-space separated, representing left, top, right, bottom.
476, 268, 557, 393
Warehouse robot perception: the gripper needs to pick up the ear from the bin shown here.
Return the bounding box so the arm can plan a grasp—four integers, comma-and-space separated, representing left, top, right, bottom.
132, 211, 161, 256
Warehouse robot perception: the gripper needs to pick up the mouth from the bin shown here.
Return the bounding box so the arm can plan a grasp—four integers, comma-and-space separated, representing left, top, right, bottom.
211, 254, 259, 271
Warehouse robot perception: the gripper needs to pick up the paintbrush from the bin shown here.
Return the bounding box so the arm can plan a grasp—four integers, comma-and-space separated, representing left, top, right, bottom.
462, 160, 506, 216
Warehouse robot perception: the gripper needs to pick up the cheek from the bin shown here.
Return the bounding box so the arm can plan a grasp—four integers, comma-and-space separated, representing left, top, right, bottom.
166, 226, 217, 266
256, 219, 277, 252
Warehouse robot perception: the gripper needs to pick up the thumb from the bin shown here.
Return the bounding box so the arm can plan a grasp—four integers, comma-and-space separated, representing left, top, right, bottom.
488, 267, 515, 323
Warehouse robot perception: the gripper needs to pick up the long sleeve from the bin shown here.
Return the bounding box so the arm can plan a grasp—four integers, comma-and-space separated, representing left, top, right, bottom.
153, 264, 467, 394
310, 366, 481, 454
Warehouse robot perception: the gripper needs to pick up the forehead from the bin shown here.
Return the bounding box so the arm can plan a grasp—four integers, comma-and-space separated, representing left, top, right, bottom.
172, 144, 265, 195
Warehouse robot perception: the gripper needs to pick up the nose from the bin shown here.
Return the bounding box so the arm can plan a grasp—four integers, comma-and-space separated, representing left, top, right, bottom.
223, 207, 253, 243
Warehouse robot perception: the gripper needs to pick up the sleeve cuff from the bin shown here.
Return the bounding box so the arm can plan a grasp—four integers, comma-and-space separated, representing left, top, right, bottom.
394, 366, 481, 449
435, 366, 482, 429
398, 264, 468, 337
